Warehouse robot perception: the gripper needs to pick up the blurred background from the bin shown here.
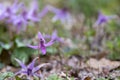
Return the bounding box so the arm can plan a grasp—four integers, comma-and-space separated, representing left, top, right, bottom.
0, 0, 120, 67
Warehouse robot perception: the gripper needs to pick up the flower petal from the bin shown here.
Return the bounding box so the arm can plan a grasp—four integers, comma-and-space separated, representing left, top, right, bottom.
38, 32, 45, 43
27, 45, 39, 49
51, 30, 57, 40
47, 5, 60, 14
39, 6, 49, 18
95, 12, 108, 26
15, 58, 27, 69
27, 57, 39, 69
27, 0, 40, 22
34, 73, 42, 78
45, 40, 54, 47
52, 15, 60, 22
11, 0, 23, 13
15, 70, 27, 75
41, 45, 46, 55
45, 30, 58, 46
32, 63, 49, 73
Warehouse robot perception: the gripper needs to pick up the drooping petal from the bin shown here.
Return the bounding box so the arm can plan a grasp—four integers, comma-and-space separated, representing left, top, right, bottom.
51, 7, 71, 25
15, 70, 27, 75
27, 0, 40, 22
39, 6, 49, 18
10, 14, 28, 32
45, 33, 56, 46
27, 9, 40, 22
40, 44, 46, 55
11, 0, 23, 14
52, 14, 60, 22
106, 15, 117, 20
94, 12, 108, 26
45, 41, 54, 47
51, 30, 57, 40
15, 58, 27, 69
0, 4, 8, 20
47, 5, 60, 14
30, 0, 39, 11
34, 73, 42, 78
50, 30, 63, 43
45, 30, 62, 46
38, 32, 45, 43
27, 57, 39, 70
32, 63, 49, 73
27, 45, 39, 49
44, 34, 51, 39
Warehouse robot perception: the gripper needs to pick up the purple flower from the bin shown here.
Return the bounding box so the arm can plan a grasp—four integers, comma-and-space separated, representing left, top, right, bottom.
15, 57, 47, 79
28, 32, 55, 54
26, 0, 40, 22
45, 30, 63, 43
13, 15, 28, 32
94, 12, 117, 26
39, 6, 49, 18
0, 4, 6, 20
2, 0, 23, 20
6, 0, 22, 14
47, 5, 72, 24
6, 13, 28, 33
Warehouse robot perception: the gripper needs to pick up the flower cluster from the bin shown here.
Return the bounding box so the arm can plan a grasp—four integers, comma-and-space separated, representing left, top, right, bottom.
0, 0, 72, 33
0, 0, 42, 32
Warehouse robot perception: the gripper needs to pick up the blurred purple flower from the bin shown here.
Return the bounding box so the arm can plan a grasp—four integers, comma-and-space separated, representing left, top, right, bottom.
47, 5, 72, 24
26, 0, 41, 22
45, 30, 63, 43
28, 32, 55, 54
6, 10, 28, 33
2, 0, 23, 20
94, 12, 117, 26
12, 15, 28, 32
39, 6, 49, 18
15, 57, 47, 79
0, 4, 6, 20
6, 0, 22, 14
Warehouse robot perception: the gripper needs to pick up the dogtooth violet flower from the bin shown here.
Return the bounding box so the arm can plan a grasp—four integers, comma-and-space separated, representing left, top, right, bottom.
0, 0, 23, 20
94, 12, 117, 26
15, 57, 48, 79
28, 32, 57, 54
39, 6, 49, 18
26, 0, 41, 22
46, 5, 72, 25
0, 4, 6, 20
12, 14, 28, 32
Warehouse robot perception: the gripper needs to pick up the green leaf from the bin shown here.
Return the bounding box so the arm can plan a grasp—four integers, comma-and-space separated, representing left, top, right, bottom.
116, 77, 120, 80
64, 48, 80, 56
96, 77, 109, 80
0, 47, 3, 55
11, 48, 29, 67
1, 43, 12, 50
108, 52, 120, 60
15, 76, 22, 80
84, 29, 95, 37
15, 39, 26, 47
106, 41, 114, 50
0, 62, 5, 69
46, 74, 63, 80
47, 47, 57, 54
0, 72, 14, 80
